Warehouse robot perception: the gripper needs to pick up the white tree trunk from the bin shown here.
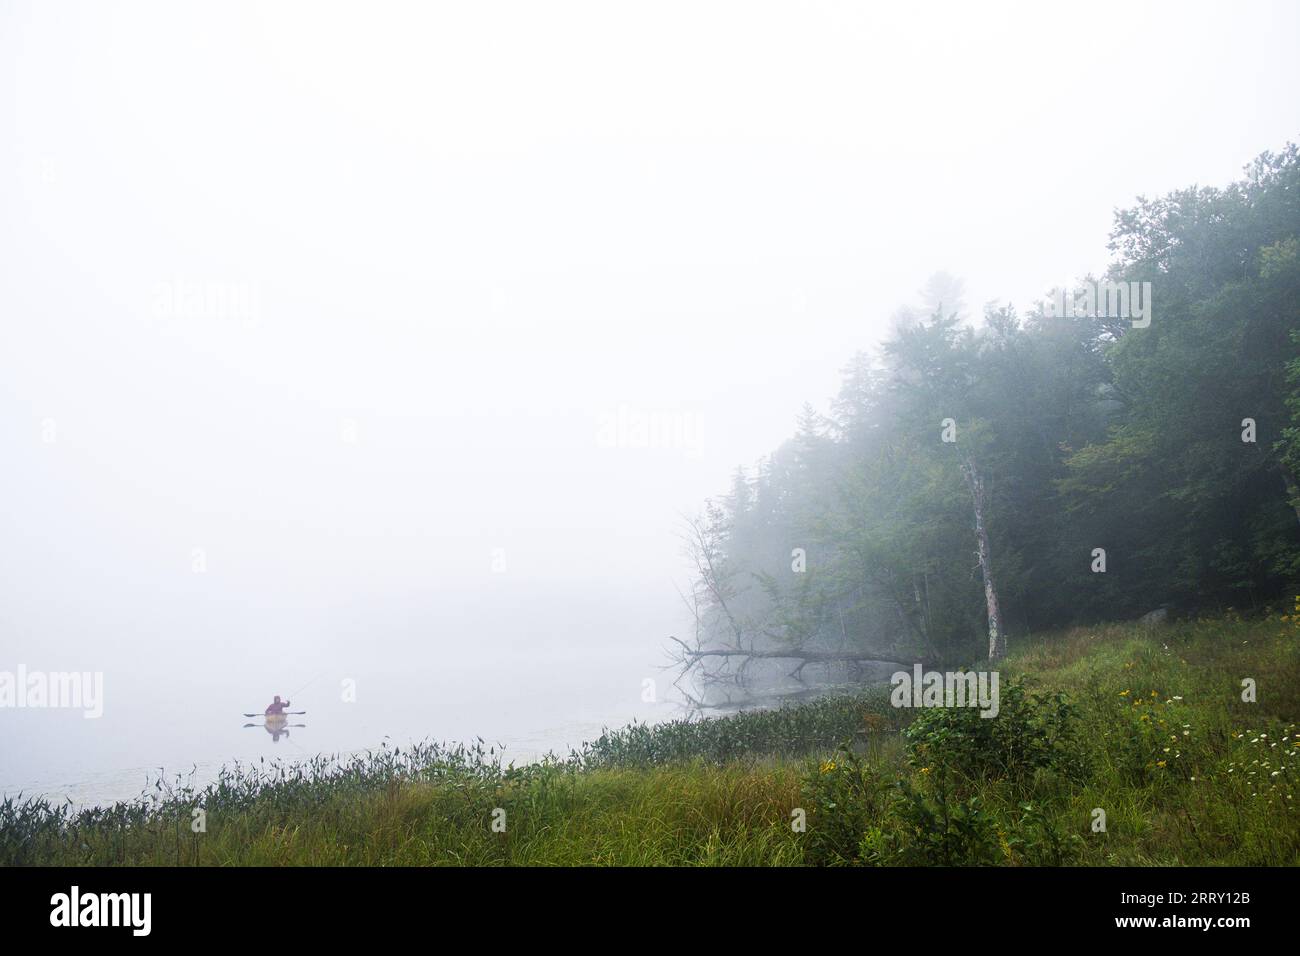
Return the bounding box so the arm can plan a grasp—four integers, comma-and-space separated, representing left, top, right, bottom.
962, 456, 1005, 661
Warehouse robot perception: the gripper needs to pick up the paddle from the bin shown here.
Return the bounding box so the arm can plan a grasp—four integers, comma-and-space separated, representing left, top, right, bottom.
241, 711, 307, 717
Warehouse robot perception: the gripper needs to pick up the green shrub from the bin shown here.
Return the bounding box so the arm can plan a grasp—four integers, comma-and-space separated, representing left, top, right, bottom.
1004, 800, 1085, 865
860, 773, 1002, 866
903, 679, 1087, 782
801, 746, 890, 865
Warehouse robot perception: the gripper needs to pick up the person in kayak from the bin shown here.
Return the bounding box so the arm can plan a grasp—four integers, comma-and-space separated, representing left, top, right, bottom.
265, 695, 291, 716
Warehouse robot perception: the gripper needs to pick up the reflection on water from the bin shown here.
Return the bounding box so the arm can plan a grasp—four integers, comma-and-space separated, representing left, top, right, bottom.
1, 667, 863, 810
4, 707, 684, 810
0, 649, 688, 808
244, 714, 306, 741
0, 589, 685, 809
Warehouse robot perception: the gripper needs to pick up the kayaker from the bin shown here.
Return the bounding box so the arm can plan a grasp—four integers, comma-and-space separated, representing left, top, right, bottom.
265, 695, 291, 716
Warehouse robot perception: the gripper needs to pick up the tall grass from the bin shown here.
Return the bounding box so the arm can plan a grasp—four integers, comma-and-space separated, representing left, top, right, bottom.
3, 614, 1298, 865
572, 689, 900, 768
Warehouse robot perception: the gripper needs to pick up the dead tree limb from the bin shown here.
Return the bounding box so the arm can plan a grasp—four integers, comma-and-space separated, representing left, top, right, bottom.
667, 636, 923, 670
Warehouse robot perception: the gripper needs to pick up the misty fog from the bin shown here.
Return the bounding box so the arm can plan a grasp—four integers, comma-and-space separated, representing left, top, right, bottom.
3, 0, 1299, 804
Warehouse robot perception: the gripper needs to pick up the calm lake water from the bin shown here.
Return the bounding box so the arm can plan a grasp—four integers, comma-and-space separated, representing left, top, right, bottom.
1, 588, 687, 808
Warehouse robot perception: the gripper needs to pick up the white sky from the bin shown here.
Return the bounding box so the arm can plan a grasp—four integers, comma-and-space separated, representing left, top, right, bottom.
1, 0, 1298, 681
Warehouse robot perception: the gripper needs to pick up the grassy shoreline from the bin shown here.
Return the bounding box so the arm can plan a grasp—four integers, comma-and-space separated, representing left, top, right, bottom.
4, 615, 1299, 866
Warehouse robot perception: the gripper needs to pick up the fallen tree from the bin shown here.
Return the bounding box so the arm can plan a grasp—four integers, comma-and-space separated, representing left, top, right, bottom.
665, 635, 933, 708
670, 512, 933, 708
668, 636, 921, 670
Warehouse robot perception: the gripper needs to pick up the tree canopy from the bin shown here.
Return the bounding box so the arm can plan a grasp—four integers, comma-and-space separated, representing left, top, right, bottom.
683, 143, 1300, 675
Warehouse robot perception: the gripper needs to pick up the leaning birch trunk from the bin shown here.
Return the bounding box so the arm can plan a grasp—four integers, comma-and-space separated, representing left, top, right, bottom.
961, 455, 1005, 661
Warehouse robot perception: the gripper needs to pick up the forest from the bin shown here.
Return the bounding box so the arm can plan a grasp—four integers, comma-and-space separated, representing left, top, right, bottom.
676, 143, 1300, 697
8, 143, 1300, 873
